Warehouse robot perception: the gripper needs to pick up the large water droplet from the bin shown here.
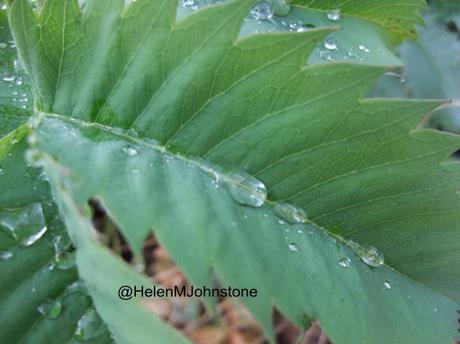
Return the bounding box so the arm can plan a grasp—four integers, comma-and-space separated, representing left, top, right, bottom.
274, 203, 308, 224
0, 250, 13, 260
224, 171, 267, 207
74, 308, 105, 340
361, 246, 384, 267
38, 300, 62, 319
383, 281, 391, 290
0, 203, 47, 243
251, 2, 274, 21
348, 241, 384, 268
338, 257, 351, 268
288, 243, 299, 252
327, 8, 341, 21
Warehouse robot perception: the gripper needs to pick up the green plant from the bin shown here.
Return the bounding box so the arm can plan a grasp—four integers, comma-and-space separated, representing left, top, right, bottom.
1, 0, 459, 343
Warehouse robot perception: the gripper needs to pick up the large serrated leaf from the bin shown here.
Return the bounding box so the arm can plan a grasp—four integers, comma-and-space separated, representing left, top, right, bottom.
6, 0, 460, 343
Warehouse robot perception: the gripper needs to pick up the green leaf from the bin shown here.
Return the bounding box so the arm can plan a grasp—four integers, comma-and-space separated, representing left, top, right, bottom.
0, 125, 113, 342
292, 0, 426, 39
179, 1, 402, 65
7, 0, 460, 343
370, 1, 460, 133
0, 9, 113, 341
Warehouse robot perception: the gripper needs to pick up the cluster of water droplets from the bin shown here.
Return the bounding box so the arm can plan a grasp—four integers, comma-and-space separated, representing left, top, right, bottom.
0, 9, 31, 109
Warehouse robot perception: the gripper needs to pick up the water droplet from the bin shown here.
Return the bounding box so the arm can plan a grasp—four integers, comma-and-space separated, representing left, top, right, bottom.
338, 257, 351, 268
358, 44, 370, 53
0, 203, 47, 243
383, 281, 391, 290
327, 8, 341, 21
180, 0, 197, 10
54, 236, 76, 270
318, 48, 333, 61
0, 250, 13, 260
433, 307, 438, 312
2, 75, 15, 82
22, 226, 47, 246
288, 243, 299, 252
296, 24, 312, 32
66, 281, 87, 295
361, 246, 384, 267
122, 145, 138, 156
224, 171, 267, 207
297, 229, 303, 234
273, 203, 308, 224
251, 2, 273, 21
74, 308, 105, 340
324, 38, 338, 50
348, 241, 384, 268
38, 300, 62, 319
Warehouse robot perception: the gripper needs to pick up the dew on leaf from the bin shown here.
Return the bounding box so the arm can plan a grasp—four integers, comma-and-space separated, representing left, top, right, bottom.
327, 8, 341, 21
38, 300, 62, 319
274, 202, 308, 224
288, 243, 299, 252
74, 308, 105, 340
358, 44, 370, 53
348, 240, 384, 268
224, 171, 267, 207
360, 246, 384, 267
66, 281, 87, 295
21, 225, 47, 246
324, 38, 338, 50
122, 145, 139, 156
0, 203, 46, 243
338, 257, 351, 268
383, 281, 391, 290
54, 236, 76, 270
251, 2, 274, 21
296, 25, 312, 32
319, 48, 333, 61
